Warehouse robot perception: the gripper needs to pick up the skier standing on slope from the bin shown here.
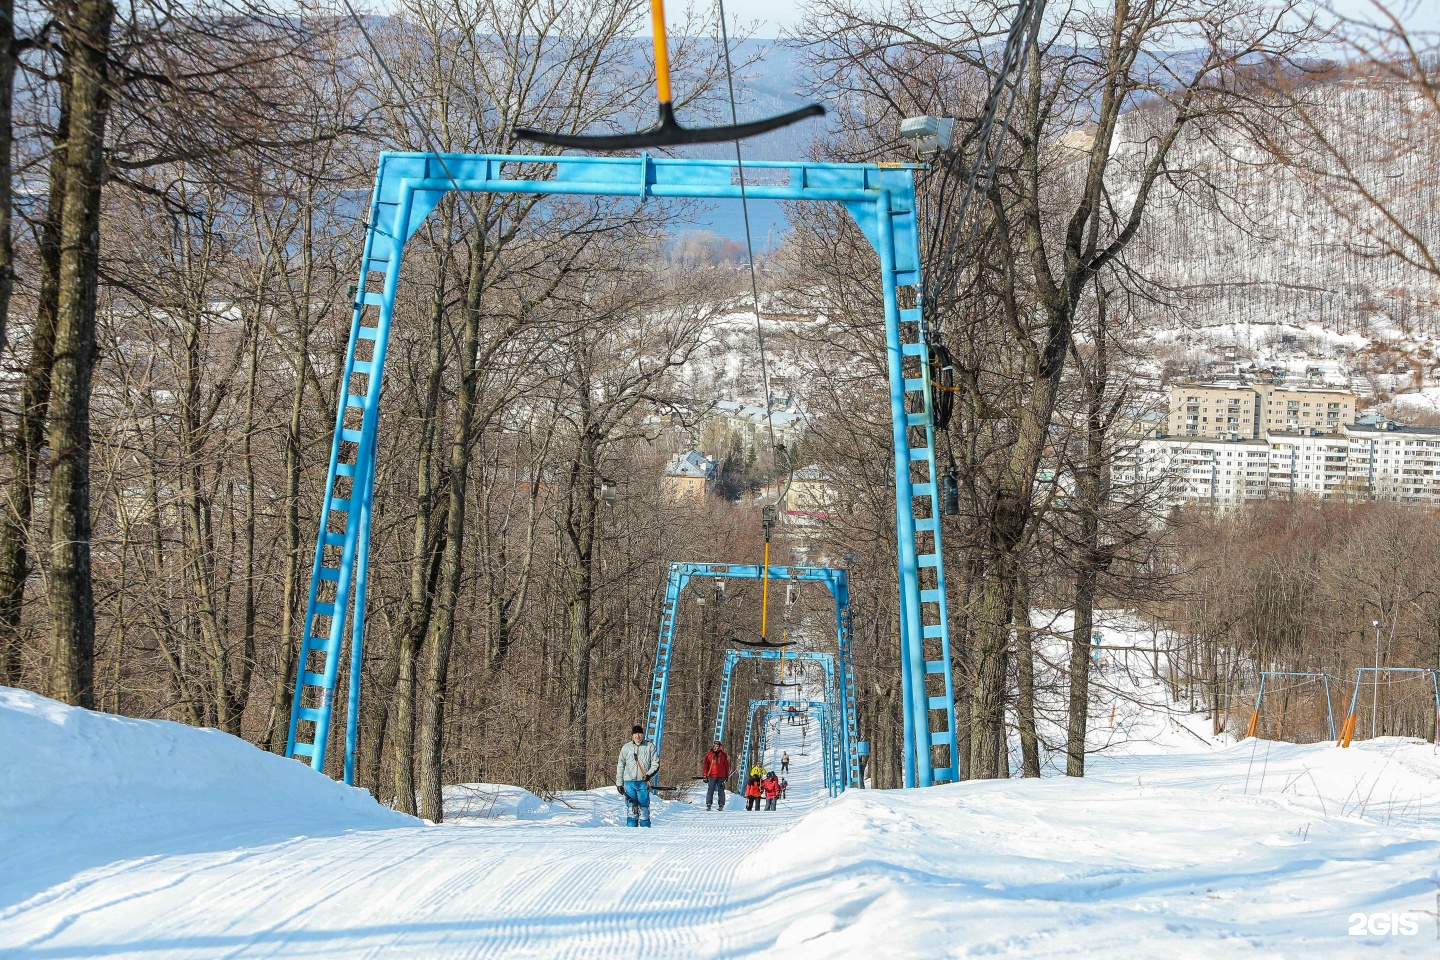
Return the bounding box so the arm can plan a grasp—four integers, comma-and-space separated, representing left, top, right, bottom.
701, 741, 730, 811
762, 772, 781, 811
780, 750, 789, 774
744, 772, 763, 811
616, 724, 660, 827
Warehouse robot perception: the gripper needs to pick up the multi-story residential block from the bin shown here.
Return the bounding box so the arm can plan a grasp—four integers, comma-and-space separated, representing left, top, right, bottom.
1130, 416, 1440, 508
1166, 382, 1260, 439
1127, 436, 1271, 506
1256, 385, 1354, 435
1266, 430, 1351, 498
1344, 419, 1440, 502
698, 397, 803, 459
1165, 381, 1355, 440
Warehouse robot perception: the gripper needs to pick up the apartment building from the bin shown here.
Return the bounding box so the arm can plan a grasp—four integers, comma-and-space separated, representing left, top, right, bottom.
1166, 382, 1259, 438
1345, 420, 1440, 502
1267, 430, 1352, 498
1166, 382, 1355, 439
1129, 436, 1271, 504
1257, 385, 1354, 435
1133, 417, 1440, 507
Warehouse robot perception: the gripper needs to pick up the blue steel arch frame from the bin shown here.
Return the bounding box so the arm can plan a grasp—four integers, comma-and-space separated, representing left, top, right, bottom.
711, 649, 851, 783
285, 152, 958, 787
713, 649, 837, 744
645, 563, 860, 787
741, 699, 840, 797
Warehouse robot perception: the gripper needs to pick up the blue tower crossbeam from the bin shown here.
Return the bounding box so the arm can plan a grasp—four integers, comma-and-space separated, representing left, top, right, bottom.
711, 649, 854, 785
713, 649, 837, 745
286, 154, 958, 788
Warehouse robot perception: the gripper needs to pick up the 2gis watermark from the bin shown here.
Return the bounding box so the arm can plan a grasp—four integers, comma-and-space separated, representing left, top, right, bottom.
1347, 912, 1423, 937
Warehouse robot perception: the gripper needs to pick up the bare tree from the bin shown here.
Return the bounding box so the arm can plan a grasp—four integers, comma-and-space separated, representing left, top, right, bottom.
800, 0, 1313, 778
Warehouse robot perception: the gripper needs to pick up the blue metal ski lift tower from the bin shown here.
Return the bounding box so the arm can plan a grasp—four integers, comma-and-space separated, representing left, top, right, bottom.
645, 562, 859, 786
711, 649, 851, 783
740, 698, 841, 797
285, 153, 959, 788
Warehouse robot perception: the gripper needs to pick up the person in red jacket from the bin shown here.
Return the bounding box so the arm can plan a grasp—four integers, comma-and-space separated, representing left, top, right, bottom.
701, 741, 730, 811
761, 771, 782, 811
744, 773, 763, 811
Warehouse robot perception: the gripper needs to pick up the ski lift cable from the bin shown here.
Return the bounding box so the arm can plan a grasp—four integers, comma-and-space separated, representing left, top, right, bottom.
930, 0, 1039, 284
715, 0, 792, 511
928, 0, 1046, 330
715, 0, 800, 658
929, 0, 1041, 320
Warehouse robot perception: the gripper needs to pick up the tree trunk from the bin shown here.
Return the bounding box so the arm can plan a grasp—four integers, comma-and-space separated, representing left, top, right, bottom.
968, 292, 1071, 777
1066, 567, 1097, 776
0, 70, 66, 685
1067, 322, 1111, 778
230, 311, 260, 732
562, 424, 600, 791
390, 282, 451, 814
265, 214, 315, 752
1014, 580, 1040, 777
418, 238, 486, 822
565, 585, 596, 790
969, 563, 1016, 779
0, 0, 13, 357
178, 300, 231, 729
46, 0, 115, 708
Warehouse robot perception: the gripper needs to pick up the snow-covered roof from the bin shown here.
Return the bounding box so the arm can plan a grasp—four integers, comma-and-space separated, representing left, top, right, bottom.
709, 399, 803, 429
665, 451, 715, 479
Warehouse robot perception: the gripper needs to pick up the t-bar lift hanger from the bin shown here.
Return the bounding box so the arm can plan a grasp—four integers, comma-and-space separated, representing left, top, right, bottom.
512, 0, 824, 150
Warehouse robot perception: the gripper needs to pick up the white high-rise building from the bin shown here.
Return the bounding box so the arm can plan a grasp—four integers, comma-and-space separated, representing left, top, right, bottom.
1344, 420, 1440, 502
1131, 417, 1440, 507
1127, 436, 1270, 506
1266, 430, 1351, 498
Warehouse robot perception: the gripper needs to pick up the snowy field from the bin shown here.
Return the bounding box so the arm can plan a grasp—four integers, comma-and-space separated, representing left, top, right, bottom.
4, 645, 1440, 957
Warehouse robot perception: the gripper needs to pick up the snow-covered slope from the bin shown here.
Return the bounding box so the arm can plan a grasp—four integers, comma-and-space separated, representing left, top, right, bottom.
3, 673, 1438, 957
762, 736, 1440, 956
0, 687, 414, 911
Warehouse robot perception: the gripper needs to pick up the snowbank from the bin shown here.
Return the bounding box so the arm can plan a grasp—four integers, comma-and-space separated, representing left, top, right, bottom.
5, 659, 1439, 957
741, 736, 1440, 957
0, 687, 414, 909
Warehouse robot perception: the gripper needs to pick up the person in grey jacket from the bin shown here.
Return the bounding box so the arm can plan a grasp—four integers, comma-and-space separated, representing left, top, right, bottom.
616, 724, 660, 827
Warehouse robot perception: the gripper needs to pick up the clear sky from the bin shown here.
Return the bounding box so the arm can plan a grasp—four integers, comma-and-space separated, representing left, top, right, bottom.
715, 0, 805, 36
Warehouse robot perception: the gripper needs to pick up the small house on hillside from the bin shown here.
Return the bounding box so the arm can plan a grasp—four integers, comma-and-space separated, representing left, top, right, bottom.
662, 451, 716, 502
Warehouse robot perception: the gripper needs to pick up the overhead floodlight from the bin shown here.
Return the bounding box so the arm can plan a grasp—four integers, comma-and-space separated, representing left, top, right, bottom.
899, 115, 955, 157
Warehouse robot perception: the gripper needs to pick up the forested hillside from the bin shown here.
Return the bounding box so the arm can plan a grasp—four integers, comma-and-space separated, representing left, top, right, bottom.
1124, 72, 1439, 348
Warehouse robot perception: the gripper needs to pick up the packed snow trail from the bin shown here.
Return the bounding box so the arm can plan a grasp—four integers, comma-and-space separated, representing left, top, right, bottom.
0, 692, 836, 959
5, 681, 1440, 958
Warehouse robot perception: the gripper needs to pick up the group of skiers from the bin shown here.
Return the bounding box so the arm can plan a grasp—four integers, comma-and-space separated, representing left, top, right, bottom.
743, 767, 786, 811
617, 726, 794, 826
702, 741, 789, 812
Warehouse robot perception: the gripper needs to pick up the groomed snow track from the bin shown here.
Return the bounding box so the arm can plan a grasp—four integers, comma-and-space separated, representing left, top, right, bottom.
1, 702, 833, 960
